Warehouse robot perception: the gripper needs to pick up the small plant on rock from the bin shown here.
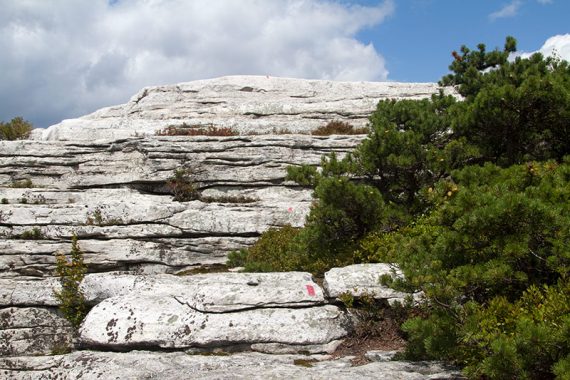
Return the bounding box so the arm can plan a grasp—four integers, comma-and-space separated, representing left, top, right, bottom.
54, 234, 88, 329
10, 179, 33, 188
85, 207, 124, 226
167, 168, 200, 201
19, 227, 45, 240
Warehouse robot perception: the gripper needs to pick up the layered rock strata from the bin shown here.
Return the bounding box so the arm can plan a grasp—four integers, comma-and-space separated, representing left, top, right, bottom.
0, 135, 363, 277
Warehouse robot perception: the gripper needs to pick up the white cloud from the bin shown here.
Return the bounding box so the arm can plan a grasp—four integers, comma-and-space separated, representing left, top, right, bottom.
489, 0, 522, 20
0, 0, 394, 127
517, 34, 570, 62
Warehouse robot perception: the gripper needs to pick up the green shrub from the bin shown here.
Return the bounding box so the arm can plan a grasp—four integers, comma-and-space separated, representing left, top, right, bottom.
459, 279, 570, 379
279, 36, 570, 378
0, 117, 33, 140
53, 235, 88, 329
396, 160, 570, 377
227, 225, 306, 272
226, 249, 248, 268
286, 164, 320, 187
301, 177, 386, 272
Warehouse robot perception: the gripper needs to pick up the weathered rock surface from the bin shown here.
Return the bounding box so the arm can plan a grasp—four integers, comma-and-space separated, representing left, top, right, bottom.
0, 307, 74, 357
34, 76, 445, 141
1, 271, 324, 309
0, 351, 464, 379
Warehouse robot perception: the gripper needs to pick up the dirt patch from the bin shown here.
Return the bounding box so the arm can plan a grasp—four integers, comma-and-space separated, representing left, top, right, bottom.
332, 307, 407, 366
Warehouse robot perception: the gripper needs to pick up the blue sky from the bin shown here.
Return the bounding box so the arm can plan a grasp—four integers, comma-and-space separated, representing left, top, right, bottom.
1, 0, 569, 128
353, 0, 570, 82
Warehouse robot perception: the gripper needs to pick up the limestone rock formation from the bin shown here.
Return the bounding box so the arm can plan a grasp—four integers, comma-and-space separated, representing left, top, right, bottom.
0, 76, 463, 377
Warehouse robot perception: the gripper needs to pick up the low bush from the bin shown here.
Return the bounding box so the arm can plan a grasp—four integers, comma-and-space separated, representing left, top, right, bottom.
156, 124, 238, 136
277, 36, 570, 378
392, 160, 570, 377
311, 120, 368, 136
0, 117, 33, 140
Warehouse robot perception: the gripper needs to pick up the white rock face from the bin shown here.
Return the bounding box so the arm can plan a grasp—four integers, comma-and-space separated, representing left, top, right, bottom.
80, 295, 348, 351
81, 271, 325, 312
35, 76, 444, 141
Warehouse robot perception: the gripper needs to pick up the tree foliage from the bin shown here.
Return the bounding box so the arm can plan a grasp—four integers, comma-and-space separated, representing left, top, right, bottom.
0, 117, 33, 140
376, 38, 568, 378
235, 37, 570, 377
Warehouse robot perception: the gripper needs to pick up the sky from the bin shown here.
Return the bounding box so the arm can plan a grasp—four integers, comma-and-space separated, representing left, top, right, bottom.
1, 0, 569, 129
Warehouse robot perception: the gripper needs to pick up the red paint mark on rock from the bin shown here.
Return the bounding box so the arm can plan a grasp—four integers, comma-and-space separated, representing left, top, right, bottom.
306, 285, 316, 296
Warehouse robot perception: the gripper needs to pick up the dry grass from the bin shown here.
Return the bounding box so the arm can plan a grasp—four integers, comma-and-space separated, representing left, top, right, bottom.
311, 120, 368, 136
156, 124, 238, 137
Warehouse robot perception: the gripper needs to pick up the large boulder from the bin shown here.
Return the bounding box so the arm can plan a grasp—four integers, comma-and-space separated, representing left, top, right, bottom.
78, 272, 347, 353
80, 294, 348, 353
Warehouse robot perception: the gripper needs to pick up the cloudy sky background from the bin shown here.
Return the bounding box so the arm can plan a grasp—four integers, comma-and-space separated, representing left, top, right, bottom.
1, 0, 569, 128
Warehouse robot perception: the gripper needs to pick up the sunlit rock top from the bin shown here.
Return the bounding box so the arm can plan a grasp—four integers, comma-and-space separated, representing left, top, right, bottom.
35, 75, 444, 141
